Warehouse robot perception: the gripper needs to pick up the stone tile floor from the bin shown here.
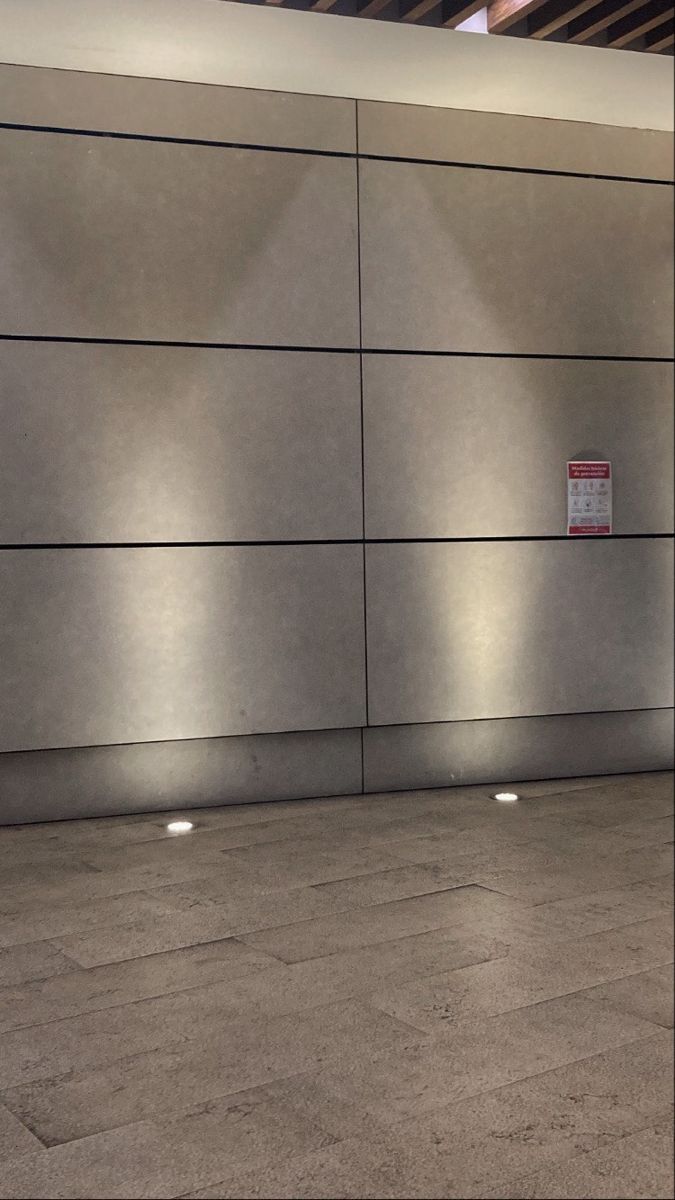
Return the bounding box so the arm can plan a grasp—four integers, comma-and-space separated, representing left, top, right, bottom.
0, 771, 672, 1199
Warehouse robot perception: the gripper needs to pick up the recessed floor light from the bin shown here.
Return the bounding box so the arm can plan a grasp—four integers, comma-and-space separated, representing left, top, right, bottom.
492, 791, 520, 802
166, 820, 195, 834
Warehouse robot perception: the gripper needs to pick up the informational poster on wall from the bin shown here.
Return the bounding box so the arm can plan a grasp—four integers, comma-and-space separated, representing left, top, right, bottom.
567, 461, 612, 535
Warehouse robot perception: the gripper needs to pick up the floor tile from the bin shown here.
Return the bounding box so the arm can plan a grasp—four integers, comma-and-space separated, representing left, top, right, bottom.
402, 893, 654, 954
0, 1101, 42, 1164
239, 885, 523, 963
214, 843, 413, 891
67, 815, 321, 853
0, 859, 232, 912
365, 943, 661, 1033
627, 874, 675, 910
283, 923, 507, 1006
427, 990, 662, 1073
88, 819, 408, 866
304, 861, 481, 908
306, 993, 661, 1129
0, 861, 99, 890
529, 881, 675, 938
375, 826, 540, 868
610, 843, 674, 882
0, 1124, 182, 1200
486, 1121, 674, 1199
469, 862, 646, 905
0, 1000, 423, 1144
604, 813, 674, 848
151, 859, 487, 926
55, 907, 275, 967
246, 1072, 379, 1143
512, 775, 658, 800
78, 834, 240, 874
0, 892, 177, 949
0, 1086, 338, 1200
510, 916, 674, 980
0, 841, 89, 868
0, 942, 78, 988
0, 938, 276, 1035
521, 824, 670, 861
158, 1087, 336, 1187
181, 1135, 421, 1200
520, 778, 674, 828
0, 967, 301, 1086
149, 879, 337, 924
583, 965, 674, 1029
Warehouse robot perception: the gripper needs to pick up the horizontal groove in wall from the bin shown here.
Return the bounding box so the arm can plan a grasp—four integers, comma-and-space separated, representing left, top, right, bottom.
1, 725, 359, 757
368, 707, 674, 732
0, 122, 671, 187
0, 336, 671, 364
0, 335, 362, 353
1, 707, 670, 759
0, 122, 353, 160
360, 152, 674, 188
362, 349, 675, 363
1, 535, 672, 550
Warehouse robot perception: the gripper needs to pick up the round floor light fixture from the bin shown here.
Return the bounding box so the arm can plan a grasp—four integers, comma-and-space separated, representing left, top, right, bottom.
491, 791, 520, 802
166, 820, 195, 834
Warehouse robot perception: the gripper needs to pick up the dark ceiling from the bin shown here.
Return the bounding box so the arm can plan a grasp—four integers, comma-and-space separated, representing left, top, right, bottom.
241, 0, 675, 53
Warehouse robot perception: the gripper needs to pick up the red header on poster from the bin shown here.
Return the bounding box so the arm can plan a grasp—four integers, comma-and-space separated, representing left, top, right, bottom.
568, 463, 611, 480
567, 461, 612, 536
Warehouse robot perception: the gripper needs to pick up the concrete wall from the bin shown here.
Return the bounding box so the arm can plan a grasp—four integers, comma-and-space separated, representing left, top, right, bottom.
0, 0, 673, 129
0, 19, 672, 821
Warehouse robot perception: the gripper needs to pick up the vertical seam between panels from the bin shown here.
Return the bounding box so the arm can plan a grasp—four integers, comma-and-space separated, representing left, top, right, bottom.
356, 101, 370, 738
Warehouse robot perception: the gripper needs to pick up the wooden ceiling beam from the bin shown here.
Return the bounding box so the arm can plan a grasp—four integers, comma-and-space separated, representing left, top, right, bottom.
487, 0, 549, 32
388, 0, 485, 22
567, 1, 651, 42
311, 0, 341, 11
400, 0, 441, 23
644, 18, 675, 47
528, 0, 600, 39
606, 0, 674, 47
441, 0, 488, 26
356, 0, 392, 16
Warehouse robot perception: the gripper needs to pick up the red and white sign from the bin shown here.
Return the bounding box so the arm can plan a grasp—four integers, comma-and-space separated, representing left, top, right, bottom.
567, 461, 612, 536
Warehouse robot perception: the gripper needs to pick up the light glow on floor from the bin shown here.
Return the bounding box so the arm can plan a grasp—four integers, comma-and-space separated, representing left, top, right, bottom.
166, 820, 195, 834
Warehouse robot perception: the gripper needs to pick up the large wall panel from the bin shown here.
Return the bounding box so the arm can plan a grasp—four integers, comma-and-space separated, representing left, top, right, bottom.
358, 100, 674, 181
0, 64, 356, 153
364, 710, 674, 793
359, 159, 674, 356
364, 356, 674, 539
0, 130, 359, 345
0, 343, 362, 543
0, 728, 362, 824
366, 539, 674, 727
0, 545, 366, 752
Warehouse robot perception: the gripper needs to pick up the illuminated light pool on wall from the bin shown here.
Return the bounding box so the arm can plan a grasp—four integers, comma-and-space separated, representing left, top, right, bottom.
491, 791, 520, 802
